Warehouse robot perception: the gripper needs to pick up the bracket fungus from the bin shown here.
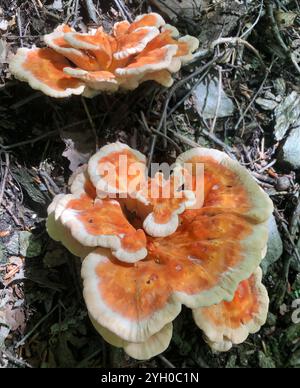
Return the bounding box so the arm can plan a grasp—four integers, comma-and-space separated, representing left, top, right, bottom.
47, 142, 273, 360
193, 268, 269, 352
9, 13, 199, 98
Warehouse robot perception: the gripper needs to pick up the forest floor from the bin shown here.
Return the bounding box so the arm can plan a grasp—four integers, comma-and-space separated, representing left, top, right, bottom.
0, 0, 300, 368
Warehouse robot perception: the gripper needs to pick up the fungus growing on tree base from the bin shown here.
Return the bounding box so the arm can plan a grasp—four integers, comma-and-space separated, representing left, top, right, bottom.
9, 13, 200, 98
46, 142, 273, 360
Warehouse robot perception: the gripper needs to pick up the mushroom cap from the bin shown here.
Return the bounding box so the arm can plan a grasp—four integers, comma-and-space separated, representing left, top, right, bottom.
88, 142, 147, 197
114, 26, 160, 60
116, 44, 178, 77
128, 13, 166, 33
53, 193, 147, 263
177, 36, 200, 64
136, 171, 196, 237
69, 165, 97, 198
46, 194, 93, 258
82, 248, 181, 343
89, 314, 172, 360
162, 24, 180, 38
176, 147, 274, 224
63, 68, 119, 92
9, 47, 85, 98
63, 28, 113, 69
113, 21, 131, 38
193, 267, 269, 352
44, 24, 101, 71
140, 69, 174, 87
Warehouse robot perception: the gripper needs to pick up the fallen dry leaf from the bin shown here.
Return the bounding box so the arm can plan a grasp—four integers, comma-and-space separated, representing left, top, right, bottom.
61, 127, 95, 172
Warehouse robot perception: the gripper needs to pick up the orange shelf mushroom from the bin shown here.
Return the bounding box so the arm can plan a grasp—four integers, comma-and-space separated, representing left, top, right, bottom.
9, 13, 199, 98
134, 171, 196, 237
47, 142, 273, 360
193, 268, 269, 352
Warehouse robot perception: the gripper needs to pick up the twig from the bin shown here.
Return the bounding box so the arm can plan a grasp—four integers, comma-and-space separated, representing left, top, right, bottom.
43, 9, 62, 21
291, 52, 300, 74
147, 134, 157, 169
274, 208, 300, 265
240, 0, 264, 39
31, 0, 41, 18
77, 349, 102, 368
16, 8, 24, 47
202, 129, 237, 160
82, 0, 98, 23
168, 124, 236, 160
139, 112, 182, 153
0, 130, 59, 151
0, 350, 32, 368
0, 153, 10, 209
210, 66, 223, 133
234, 60, 274, 131
258, 159, 277, 173
158, 355, 176, 368
72, 0, 80, 26
15, 304, 59, 348
39, 170, 60, 196
10, 92, 41, 110
193, 34, 266, 68
211, 37, 266, 69
290, 196, 300, 238
266, 0, 300, 75
149, 55, 221, 159
2, 200, 22, 227
81, 97, 99, 150
266, 0, 289, 54
168, 127, 201, 148
0, 115, 103, 151
113, 0, 133, 22
166, 69, 210, 118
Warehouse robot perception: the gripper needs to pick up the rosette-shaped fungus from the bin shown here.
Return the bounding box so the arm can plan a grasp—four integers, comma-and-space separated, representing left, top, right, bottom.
9, 13, 199, 98
193, 268, 269, 352
47, 142, 273, 360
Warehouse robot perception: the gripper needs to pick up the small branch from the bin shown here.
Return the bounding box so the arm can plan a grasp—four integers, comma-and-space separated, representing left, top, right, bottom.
240, 0, 264, 39
234, 60, 275, 131
82, 0, 98, 23
113, 0, 133, 22
0, 115, 103, 151
0, 130, 59, 151
81, 97, 99, 150
290, 196, 300, 238
0, 350, 32, 368
274, 208, 300, 265
211, 37, 266, 70
158, 355, 176, 368
15, 304, 59, 348
266, 0, 289, 54
266, 0, 300, 75
0, 153, 10, 209
202, 129, 237, 160
16, 8, 24, 47
210, 66, 223, 133
139, 112, 182, 154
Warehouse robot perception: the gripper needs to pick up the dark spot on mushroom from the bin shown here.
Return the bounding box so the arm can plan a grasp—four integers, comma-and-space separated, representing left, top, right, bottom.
146, 274, 158, 284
